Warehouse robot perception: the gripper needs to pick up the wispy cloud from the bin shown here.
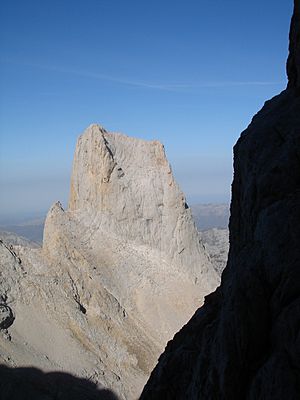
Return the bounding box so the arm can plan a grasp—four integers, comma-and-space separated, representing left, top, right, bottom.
1, 58, 284, 91
192, 81, 284, 88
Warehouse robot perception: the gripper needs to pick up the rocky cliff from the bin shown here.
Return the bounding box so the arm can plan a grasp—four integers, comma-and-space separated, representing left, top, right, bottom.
140, 2, 300, 399
0, 126, 218, 399
66, 125, 216, 283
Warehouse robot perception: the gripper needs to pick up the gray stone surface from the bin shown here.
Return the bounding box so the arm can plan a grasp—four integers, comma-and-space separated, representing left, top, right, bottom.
140, 2, 300, 399
67, 125, 218, 285
0, 126, 219, 399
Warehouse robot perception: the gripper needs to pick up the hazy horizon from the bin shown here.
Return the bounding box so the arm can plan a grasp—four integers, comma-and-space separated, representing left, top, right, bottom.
0, 1, 293, 219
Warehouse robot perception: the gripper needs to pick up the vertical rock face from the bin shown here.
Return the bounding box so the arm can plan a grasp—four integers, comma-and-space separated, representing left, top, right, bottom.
67, 125, 216, 283
141, 2, 300, 399
42, 126, 219, 398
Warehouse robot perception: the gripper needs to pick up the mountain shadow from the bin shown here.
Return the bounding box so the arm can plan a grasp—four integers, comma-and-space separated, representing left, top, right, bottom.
0, 365, 119, 400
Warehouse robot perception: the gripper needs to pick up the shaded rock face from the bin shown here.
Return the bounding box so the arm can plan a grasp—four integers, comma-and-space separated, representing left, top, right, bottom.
287, 0, 300, 89
141, 3, 300, 399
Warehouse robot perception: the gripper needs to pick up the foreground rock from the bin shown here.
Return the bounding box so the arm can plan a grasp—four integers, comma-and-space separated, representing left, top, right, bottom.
141, 2, 300, 399
0, 126, 219, 399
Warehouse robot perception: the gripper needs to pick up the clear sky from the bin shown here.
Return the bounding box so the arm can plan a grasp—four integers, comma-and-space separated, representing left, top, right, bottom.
0, 0, 293, 221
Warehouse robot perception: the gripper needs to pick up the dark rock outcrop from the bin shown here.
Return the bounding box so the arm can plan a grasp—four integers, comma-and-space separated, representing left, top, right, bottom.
287, 0, 300, 89
141, 2, 300, 399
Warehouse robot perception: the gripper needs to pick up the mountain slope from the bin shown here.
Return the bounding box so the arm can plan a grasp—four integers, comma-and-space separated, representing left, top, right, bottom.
0, 126, 219, 399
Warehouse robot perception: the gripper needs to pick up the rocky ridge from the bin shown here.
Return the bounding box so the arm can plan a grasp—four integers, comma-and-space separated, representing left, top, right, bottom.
141, 2, 300, 399
0, 126, 219, 399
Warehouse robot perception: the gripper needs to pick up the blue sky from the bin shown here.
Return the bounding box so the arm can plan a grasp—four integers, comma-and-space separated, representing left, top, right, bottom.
0, 0, 293, 220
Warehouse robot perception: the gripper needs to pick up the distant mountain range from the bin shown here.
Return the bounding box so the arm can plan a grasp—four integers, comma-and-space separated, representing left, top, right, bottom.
0, 217, 45, 243
0, 204, 230, 277
0, 204, 230, 244
191, 203, 229, 230
0, 231, 40, 248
